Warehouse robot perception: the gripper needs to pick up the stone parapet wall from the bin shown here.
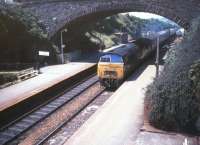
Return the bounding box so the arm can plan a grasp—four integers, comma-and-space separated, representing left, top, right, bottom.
6, 0, 200, 38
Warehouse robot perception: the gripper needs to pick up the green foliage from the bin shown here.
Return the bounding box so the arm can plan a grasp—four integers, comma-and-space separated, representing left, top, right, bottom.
84, 14, 147, 49
0, 72, 17, 85
0, 5, 47, 39
0, 5, 51, 63
0, 19, 8, 33
189, 59, 200, 98
146, 17, 200, 133
84, 13, 174, 49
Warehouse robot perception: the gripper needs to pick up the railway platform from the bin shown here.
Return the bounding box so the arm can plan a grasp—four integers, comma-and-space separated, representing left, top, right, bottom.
64, 64, 199, 145
0, 62, 96, 112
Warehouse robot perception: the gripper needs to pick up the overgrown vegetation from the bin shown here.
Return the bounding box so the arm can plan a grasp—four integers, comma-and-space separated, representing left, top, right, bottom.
0, 72, 17, 86
0, 4, 49, 64
81, 13, 174, 49
189, 59, 200, 99
0, 4, 47, 39
146, 17, 200, 133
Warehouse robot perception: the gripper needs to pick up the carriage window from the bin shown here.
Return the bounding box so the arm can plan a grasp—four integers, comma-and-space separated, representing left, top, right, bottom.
100, 55, 111, 62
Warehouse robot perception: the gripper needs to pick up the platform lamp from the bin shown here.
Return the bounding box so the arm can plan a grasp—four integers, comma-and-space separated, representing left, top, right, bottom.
155, 33, 160, 77
99, 26, 104, 52
60, 28, 68, 64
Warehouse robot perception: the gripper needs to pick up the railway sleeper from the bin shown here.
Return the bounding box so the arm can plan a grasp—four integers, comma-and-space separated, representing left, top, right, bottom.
9, 127, 24, 132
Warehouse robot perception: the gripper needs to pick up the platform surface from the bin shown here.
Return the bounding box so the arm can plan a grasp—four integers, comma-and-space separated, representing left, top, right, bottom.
133, 132, 199, 145
64, 63, 199, 145
64, 64, 156, 145
0, 62, 95, 111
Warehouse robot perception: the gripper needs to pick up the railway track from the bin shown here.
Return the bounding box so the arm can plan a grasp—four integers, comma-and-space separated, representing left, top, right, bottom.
36, 85, 106, 145
0, 75, 103, 145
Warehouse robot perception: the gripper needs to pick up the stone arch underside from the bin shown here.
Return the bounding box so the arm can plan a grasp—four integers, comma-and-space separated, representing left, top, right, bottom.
22, 0, 200, 39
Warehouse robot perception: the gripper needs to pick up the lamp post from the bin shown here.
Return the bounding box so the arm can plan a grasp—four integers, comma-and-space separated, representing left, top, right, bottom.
155, 34, 160, 77
60, 28, 67, 64
34, 47, 41, 74
99, 26, 104, 52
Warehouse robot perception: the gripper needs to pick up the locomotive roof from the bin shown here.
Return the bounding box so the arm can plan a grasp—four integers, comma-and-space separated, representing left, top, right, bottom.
102, 38, 154, 58
104, 43, 137, 58
135, 38, 153, 48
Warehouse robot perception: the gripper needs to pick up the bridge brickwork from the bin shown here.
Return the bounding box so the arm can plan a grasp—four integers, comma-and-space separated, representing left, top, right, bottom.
12, 0, 200, 39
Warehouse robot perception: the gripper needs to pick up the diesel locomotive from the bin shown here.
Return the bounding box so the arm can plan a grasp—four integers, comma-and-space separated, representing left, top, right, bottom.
97, 28, 177, 88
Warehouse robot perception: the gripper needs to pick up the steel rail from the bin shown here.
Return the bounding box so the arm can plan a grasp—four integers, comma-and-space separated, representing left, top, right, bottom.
0, 75, 99, 145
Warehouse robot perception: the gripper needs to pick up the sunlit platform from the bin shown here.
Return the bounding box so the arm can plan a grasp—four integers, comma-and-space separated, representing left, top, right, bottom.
64, 63, 198, 145
64, 64, 156, 145
0, 62, 95, 112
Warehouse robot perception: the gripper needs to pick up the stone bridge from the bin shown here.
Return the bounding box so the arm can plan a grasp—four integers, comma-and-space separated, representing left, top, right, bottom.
15, 0, 200, 39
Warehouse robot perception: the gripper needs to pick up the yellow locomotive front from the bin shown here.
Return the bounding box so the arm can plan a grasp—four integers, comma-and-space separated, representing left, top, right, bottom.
97, 54, 124, 88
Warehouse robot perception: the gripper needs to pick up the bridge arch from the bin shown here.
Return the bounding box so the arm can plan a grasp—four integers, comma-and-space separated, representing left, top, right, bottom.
22, 0, 200, 39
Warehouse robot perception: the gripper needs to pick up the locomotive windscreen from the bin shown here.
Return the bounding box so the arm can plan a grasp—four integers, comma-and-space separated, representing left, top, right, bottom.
111, 55, 123, 63
100, 54, 123, 63
100, 55, 111, 62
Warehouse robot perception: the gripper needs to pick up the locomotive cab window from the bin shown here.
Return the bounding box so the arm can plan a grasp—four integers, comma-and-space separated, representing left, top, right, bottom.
111, 55, 123, 63
100, 54, 123, 63
100, 55, 111, 62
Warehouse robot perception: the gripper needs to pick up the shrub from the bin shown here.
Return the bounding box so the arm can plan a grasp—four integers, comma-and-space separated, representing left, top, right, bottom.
189, 59, 200, 98
146, 17, 200, 133
0, 4, 47, 40
0, 72, 17, 85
